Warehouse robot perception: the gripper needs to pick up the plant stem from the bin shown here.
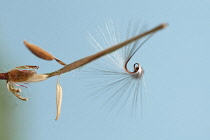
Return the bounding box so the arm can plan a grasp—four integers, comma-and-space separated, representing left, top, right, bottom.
0, 73, 8, 80
46, 23, 167, 78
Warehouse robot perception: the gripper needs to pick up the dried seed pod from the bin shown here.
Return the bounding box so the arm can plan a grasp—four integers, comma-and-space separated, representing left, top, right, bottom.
24, 40, 54, 60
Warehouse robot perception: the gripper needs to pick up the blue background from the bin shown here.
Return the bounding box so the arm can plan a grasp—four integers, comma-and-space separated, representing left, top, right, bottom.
0, 0, 210, 140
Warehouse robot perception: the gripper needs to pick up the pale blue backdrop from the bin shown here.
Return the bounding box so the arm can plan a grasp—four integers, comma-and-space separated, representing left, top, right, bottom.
0, 0, 210, 140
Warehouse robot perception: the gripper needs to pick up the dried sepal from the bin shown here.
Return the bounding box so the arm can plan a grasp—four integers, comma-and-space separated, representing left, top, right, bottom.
7, 65, 40, 83
55, 75, 63, 120
14, 65, 49, 83
3, 65, 50, 101
7, 82, 28, 101
24, 40, 54, 60
15, 65, 39, 70
8, 69, 37, 83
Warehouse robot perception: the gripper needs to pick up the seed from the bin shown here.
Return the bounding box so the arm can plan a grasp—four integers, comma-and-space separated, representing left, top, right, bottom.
24, 40, 54, 60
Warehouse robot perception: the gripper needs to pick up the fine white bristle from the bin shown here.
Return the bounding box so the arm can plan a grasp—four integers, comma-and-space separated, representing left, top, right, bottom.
85, 20, 151, 114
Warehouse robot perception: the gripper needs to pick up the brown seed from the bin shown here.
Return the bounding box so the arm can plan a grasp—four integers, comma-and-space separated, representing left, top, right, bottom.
24, 40, 54, 60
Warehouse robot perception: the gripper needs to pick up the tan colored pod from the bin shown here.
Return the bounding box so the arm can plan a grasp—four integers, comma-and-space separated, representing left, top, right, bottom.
24, 40, 54, 60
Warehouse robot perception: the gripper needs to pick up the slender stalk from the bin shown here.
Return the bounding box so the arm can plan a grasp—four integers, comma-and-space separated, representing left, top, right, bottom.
46, 23, 167, 78
0, 73, 8, 80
